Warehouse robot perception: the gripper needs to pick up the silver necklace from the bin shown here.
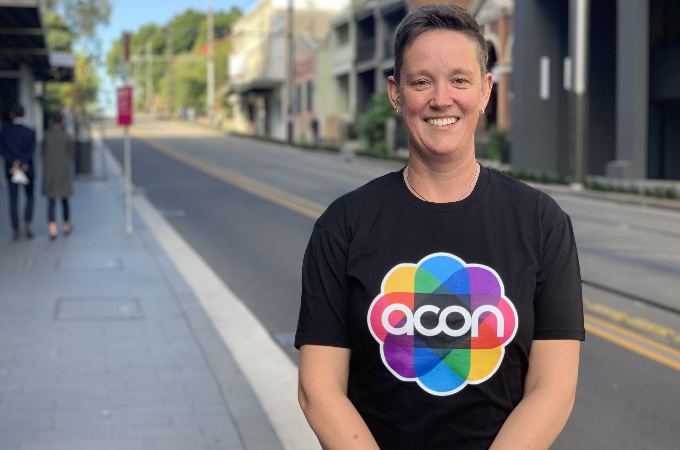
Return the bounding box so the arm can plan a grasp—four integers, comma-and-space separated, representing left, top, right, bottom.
406, 163, 479, 202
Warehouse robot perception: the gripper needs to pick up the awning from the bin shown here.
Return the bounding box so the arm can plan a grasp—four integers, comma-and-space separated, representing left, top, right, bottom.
229, 78, 283, 95
0, 0, 74, 81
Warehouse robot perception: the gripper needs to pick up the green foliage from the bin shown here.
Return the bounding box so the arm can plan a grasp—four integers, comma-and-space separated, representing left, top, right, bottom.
105, 7, 240, 115
583, 178, 679, 200
485, 125, 509, 161
44, 52, 99, 116
62, 0, 111, 39
41, 0, 110, 115
192, 9, 242, 50
355, 93, 397, 156
497, 168, 570, 185
44, 11, 75, 51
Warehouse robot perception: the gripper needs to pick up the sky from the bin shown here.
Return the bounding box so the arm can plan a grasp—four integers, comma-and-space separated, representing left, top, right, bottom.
96, 0, 258, 114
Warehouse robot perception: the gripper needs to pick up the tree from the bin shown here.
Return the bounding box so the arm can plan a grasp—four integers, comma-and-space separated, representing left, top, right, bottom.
105, 7, 242, 115
42, 0, 111, 116
44, 11, 75, 52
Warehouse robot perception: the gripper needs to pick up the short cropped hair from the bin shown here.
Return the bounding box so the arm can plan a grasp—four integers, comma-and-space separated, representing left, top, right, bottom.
11, 104, 24, 117
394, 4, 488, 84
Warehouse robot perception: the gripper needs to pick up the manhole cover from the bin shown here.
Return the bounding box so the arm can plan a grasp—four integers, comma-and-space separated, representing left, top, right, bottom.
55, 297, 143, 321
56, 255, 123, 272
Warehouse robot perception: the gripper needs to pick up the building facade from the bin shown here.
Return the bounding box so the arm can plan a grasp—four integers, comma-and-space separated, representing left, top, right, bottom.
228, 0, 346, 140
0, 1, 74, 144
512, 0, 680, 180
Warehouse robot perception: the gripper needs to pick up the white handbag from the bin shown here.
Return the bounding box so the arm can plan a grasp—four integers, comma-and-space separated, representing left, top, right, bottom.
11, 169, 29, 185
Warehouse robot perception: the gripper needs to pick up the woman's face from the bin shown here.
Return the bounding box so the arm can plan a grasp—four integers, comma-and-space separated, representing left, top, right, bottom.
389, 30, 492, 162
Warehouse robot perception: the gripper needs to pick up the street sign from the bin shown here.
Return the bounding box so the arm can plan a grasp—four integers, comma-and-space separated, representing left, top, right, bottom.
123, 32, 130, 63
117, 86, 133, 126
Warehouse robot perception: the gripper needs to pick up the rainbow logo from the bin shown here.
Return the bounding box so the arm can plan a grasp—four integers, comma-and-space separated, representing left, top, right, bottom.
368, 253, 518, 396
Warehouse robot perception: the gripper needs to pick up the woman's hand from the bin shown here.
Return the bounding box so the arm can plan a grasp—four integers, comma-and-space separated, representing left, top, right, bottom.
489, 340, 580, 450
298, 345, 380, 450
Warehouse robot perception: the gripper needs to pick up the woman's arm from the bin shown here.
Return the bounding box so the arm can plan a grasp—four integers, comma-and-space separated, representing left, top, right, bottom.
298, 345, 380, 450
489, 340, 580, 450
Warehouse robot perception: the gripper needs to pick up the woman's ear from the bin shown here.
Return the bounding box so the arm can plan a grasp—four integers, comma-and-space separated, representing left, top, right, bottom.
387, 76, 400, 112
481, 72, 493, 110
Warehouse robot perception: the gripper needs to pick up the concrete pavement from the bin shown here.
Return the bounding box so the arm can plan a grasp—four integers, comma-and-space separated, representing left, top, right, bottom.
0, 147, 288, 449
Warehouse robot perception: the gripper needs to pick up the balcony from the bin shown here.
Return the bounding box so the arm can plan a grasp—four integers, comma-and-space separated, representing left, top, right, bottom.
334, 44, 352, 75
357, 37, 376, 63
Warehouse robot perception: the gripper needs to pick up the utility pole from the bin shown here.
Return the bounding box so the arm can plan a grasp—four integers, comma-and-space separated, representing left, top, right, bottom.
134, 59, 141, 109
146, 39, 153, 113
167, 25, 174, 117
287, 0, 294, 144
207, 0, 215, 122
122, 32, 133, 235
569, 0, 590, 187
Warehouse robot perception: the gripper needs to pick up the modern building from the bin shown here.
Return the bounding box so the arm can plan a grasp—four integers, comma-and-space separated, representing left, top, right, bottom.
512, 0, 680, 180
0, 0, 75, 144
228, 0, 346, 140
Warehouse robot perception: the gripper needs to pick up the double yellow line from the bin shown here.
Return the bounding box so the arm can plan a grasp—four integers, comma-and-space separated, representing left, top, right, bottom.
585, 314, 680, 371
130, 128, 680, 373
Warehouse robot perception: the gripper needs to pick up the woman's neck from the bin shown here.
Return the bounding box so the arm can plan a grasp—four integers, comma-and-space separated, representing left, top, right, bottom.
404, 151, 479, 203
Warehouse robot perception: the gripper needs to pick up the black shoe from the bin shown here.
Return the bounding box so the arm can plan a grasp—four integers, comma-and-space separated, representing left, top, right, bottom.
23, 224, 33, 239
12, 230, 20, 241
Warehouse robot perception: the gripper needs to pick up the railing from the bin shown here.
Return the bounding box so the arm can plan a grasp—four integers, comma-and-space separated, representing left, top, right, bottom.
357, 37, 376, 63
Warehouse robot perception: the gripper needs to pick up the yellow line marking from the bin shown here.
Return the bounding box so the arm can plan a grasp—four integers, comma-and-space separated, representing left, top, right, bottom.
129, 128, 325, 220
585, 322, 680, 372
585, 315, 680, 372
585, 313, 680, 359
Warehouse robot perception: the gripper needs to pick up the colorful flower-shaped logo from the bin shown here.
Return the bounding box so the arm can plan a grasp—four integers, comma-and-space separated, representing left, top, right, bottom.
368, 253, 518, 396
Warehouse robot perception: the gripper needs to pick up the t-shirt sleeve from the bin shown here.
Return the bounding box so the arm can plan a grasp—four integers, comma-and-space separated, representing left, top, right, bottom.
295, 222, 351, 349
533, 216, 585, 340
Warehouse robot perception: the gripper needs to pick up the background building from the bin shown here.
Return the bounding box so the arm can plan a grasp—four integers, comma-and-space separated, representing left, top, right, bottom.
228, 0, 346, 140
512, 0, 680, 181
0, 1, 75, 144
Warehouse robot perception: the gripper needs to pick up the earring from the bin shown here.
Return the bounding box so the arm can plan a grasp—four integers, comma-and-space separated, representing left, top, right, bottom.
480, 108, 485, 114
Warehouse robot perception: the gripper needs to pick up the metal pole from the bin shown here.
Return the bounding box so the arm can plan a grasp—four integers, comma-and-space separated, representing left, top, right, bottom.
146, 39, 153, 113
570, 0, 589, 187
287, 0, 294, 144
207, 0, 215, 122
167, 25, 174, 117
124, 51, 133, 234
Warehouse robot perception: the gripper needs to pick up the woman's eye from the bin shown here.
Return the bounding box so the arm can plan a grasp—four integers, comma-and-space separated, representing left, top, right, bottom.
414, 80, 429, 87
453, 78, 469, 85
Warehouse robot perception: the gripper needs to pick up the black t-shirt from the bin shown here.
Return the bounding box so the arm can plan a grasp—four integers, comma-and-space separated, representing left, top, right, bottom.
295, 166, 585, 450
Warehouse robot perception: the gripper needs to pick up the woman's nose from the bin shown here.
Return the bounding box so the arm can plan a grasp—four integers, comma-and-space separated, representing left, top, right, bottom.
430, 84, 454, 109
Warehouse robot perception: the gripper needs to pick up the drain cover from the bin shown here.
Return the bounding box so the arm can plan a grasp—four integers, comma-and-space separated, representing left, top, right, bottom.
56, 255, 123, 272
55, 297, 143, 321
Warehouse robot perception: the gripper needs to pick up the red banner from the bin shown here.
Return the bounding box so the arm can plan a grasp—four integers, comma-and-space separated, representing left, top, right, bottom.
117, 86, 133, 126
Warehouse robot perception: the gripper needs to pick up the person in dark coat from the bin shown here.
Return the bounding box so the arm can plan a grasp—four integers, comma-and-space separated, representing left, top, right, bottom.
0, 104, 36, 241
42, 112, 74, 240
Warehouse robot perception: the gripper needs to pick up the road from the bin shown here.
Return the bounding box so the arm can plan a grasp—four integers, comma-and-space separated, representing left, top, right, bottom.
105, 117, 680, 449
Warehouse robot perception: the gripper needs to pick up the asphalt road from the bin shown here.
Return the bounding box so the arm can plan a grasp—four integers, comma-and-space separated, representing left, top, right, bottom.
106, 117, 680, 449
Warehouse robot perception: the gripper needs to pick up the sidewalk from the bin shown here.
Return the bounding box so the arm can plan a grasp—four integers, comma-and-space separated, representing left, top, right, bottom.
0, 151, 285, 449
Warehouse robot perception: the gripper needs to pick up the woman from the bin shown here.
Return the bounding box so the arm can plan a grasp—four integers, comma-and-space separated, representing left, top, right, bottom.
295, 4, 584, 450
42, 112, 74, 239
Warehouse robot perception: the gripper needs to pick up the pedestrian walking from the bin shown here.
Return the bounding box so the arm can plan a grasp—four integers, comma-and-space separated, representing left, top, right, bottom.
295, 5, 584, 450
42, 112, 74, 240
0, 104, 35, 241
